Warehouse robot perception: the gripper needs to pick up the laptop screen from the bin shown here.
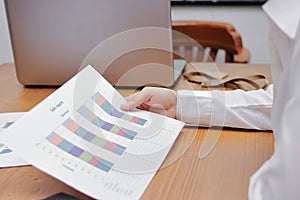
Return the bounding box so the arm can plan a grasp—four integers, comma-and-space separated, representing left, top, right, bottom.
5, 0, 174, 87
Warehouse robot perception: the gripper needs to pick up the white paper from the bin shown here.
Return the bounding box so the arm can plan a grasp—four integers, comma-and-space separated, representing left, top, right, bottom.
0, 112, 29, 167
2, 65, 185, 200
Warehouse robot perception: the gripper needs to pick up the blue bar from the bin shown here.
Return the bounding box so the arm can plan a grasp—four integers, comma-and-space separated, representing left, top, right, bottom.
96, 162, 111, 172
75, 127, 89, 137
137, 118, 147, 126
58, 140, 74, 152
77, 105, 92, 118
100, 101, 113, 114
99, 159, 114, 168
112, 145, 126, 155
92, 117, 105, 127
124, 129, 137, 140
46, 132, 56, 141
93, 92, 101, 99
62, 118, 73, 127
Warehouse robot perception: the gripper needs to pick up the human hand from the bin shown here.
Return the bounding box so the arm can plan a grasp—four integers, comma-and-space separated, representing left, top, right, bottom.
120, 87, 177, 118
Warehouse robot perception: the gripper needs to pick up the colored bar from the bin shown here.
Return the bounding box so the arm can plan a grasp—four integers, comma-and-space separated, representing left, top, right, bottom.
118, 129, 126, 136
94, 94, 106, 106
79, 151, 93, 162
124, 133, 135, 140
111, 109, 124, 118
47, 132, 64, 145
58, 140, 74, 152
91, 116, 136, 140
63, 118, 79, 132
92, 92, 147, 126
124, 129, 137, 140
137, 118, 147, 126
110, 126, 121, 134
96, 162, 111, 172
131, 116, 140, 123
112, 145, 127, 155
78, 105, 92, 118
78, 105, 97, 122
91, 137, 106, 147
92, 118, 105, 127
76, 127, 90, 138
63, 118, 126, 155
100, 101, 113, 114
70, 146, 84, 157
98, 159, 114, 172
89, 156, 100, 166
78, 105, 138, 140
101, 122, 114, 131
46, 132, 113, 172
0, 148, 12, 154
83, 131, 95, 141
104, 142, 117, 151
121, 114, 131, 121
46, 132, 57, 141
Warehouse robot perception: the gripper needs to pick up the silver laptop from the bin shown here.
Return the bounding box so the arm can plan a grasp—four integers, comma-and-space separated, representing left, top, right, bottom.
5, 0, 185, 87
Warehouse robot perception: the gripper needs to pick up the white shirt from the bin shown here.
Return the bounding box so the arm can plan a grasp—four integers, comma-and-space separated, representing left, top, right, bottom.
177, 0, 300, 199
249, 0, 300, 199
176, 85, 273, 130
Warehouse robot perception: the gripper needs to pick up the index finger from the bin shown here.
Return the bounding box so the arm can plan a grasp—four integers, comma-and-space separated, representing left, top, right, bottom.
120, 90, 151, 111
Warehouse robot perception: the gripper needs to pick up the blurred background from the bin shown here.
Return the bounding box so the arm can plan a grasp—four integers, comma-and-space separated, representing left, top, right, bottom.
0, 0, 270, 65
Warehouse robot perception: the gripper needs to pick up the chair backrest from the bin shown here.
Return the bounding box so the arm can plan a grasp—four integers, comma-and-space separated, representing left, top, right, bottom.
172, 20, 250, 63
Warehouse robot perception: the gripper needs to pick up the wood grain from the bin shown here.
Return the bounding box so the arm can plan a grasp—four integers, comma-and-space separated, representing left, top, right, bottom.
0, 63, 274, 200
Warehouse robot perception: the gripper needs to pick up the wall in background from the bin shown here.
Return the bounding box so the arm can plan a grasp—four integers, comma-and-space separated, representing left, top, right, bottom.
171, 5, 271, 64
0, 2, 270, 65
171, 0, 267, 5
0, 0, 13, 64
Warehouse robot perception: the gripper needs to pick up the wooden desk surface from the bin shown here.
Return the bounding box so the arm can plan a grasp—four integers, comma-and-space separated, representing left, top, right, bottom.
0, 63, 274, 200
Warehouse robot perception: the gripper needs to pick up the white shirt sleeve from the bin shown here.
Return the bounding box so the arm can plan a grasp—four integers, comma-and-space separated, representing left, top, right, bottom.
176, 84, 273, 130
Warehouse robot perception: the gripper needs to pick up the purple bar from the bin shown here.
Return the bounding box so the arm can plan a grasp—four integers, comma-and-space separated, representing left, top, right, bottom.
83, 132, 96, 141
69, 146, 84, 157
101, 122, 114, 131
111, 109, 124, 118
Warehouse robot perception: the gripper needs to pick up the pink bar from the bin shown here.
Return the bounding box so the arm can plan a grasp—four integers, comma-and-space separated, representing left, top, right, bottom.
88, 114, 97, 121
50, 134, 64, 145
89, 156, 101, 166
131, 116, 140, 123
104, 142, 117, 151
95, 95, 106, 106
118, 128, 126, 136
65, 120, 79, 132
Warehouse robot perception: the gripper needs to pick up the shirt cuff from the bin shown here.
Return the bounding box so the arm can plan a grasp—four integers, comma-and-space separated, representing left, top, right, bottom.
176, 90, 213, 125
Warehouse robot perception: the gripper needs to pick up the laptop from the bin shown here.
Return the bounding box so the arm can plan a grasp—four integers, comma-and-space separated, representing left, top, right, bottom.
5, 0, 186, 87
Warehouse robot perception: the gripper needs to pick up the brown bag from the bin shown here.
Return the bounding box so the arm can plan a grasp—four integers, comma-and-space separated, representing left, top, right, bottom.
183, 70, 269, 91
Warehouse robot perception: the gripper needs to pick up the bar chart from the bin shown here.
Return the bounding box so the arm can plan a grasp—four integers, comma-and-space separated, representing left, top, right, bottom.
78, 105, 137, 140
44, 91, 148, 174
46, 132, 114, 172
63, 118, 126, 155
92, 92, 147, 126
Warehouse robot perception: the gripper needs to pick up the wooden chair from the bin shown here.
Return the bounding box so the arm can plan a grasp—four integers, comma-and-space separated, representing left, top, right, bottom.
172, 20, 251, 63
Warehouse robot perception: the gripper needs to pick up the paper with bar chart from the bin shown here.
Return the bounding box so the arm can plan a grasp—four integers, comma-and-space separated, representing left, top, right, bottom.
2, 65, 185, 200
0, 112, 29, 168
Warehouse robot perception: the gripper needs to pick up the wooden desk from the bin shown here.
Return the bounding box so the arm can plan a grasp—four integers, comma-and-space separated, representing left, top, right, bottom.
0, 63, 274, 200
